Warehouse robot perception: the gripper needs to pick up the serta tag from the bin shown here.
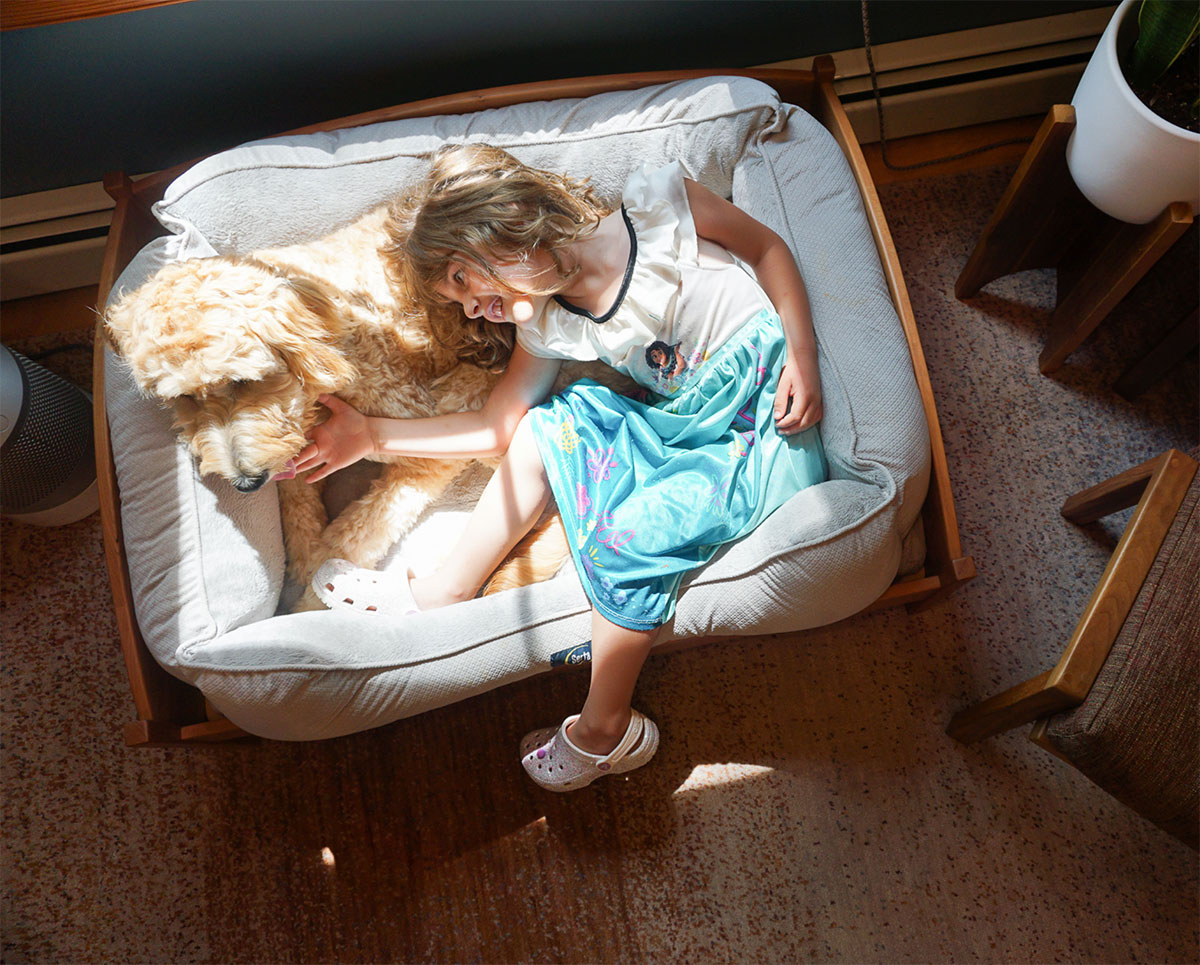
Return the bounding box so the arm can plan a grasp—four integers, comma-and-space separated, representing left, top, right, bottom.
549, 640, 592, 668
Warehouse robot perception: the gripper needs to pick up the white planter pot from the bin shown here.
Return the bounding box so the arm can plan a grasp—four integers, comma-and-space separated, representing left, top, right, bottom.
1066, 0, 1200, 224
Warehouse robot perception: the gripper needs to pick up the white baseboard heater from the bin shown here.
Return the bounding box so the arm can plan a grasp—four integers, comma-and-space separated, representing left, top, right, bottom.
768, 6, 1113, 143
0, 5, 1114, 303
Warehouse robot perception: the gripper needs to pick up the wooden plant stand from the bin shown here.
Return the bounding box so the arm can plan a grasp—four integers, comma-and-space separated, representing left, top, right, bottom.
956, 105, 1196, 376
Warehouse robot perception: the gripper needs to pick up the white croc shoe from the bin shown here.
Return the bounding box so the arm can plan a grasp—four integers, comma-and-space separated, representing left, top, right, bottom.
311, 558, 419, 615
520, 709, 659, 792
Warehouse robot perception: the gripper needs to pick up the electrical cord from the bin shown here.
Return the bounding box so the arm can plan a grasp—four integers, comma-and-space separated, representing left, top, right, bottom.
861, 0, 1034, 171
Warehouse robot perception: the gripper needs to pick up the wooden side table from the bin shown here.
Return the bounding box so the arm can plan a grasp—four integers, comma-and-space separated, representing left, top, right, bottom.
946, 449, 1199, 847
956, 105, 1196, 377
947, 448, 1198, 745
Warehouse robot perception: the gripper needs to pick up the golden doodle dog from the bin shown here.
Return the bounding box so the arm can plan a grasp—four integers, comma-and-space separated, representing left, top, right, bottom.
105, 203, 571, 610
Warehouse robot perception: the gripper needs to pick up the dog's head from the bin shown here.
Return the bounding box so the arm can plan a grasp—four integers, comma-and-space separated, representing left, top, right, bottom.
106, 256, 357, 492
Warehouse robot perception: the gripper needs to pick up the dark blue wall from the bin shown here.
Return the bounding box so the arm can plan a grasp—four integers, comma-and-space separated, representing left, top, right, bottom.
1, 0, 1110, 197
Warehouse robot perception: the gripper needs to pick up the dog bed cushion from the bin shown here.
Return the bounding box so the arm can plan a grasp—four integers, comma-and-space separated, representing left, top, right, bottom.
105, 76, 929, 740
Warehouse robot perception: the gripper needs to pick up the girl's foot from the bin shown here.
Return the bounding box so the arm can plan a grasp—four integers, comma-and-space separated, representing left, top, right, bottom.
311, 558, 419, 615
520, 709, 659, 792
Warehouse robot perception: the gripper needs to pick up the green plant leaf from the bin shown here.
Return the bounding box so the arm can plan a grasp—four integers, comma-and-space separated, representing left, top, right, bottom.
1127, 0, 1200, 89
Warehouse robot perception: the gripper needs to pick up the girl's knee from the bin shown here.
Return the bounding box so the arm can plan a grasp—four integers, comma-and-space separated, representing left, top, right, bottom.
509, 412, 542, 460
590, 610, 659, 648
512, 409, 537, 443
506, 412, 548, 481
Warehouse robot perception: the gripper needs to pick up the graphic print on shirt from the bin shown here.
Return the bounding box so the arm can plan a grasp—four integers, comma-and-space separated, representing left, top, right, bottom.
642, 335, 710, 395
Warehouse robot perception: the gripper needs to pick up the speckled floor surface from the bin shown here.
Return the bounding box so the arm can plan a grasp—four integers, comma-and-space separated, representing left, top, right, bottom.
3, 163, 1197, 964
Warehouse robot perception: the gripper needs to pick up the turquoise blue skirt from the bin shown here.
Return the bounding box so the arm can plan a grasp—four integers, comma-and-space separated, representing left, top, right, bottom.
529, 309, 827, 631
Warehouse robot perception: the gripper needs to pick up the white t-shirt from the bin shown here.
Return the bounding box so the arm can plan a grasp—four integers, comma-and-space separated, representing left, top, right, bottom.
515, 162, 775, 396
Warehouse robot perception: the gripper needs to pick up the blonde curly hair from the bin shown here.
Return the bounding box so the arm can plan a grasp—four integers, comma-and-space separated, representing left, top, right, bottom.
383, 144, 610, 371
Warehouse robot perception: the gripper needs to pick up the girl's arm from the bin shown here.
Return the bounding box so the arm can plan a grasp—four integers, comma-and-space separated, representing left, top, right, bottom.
295, 345, 563, 482
684, 178, 822, 434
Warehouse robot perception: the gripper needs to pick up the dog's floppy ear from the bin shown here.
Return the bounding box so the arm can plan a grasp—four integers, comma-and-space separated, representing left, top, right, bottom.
103, 286, 144, 358
104, 259, 284, 397
103, 270, 211, 397
256, 275, 357, 391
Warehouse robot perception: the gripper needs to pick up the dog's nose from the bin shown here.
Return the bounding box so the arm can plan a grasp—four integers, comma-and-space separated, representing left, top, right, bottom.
232, 471, 269, 493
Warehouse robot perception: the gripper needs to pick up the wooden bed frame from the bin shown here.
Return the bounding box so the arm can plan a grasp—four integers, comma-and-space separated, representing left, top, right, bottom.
93, 58, 976, 746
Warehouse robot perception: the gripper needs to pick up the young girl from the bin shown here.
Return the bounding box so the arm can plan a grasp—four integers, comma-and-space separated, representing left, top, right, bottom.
295, 144, 826, 791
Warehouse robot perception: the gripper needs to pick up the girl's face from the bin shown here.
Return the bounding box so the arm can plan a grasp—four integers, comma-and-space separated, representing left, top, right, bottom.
435, 250, 559, 327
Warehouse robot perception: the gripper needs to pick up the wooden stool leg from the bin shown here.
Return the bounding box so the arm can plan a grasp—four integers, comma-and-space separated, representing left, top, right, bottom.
1040, 202, 1194, 373
947, 671, 1078, 744
955, 105, 1080, 298
948, 451, 1198, 747
1114, 306, 1200, 398
1060, 451, 1165, 523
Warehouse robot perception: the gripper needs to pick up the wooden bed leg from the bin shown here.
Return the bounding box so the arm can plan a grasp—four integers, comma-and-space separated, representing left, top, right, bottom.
180, 719, 249, 742
906, 556, 977, 613
124, 720, 184, 746
124, 717, 248, 746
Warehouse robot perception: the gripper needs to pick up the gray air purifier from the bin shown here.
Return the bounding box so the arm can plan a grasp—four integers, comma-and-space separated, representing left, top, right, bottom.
1, 344, 99, 525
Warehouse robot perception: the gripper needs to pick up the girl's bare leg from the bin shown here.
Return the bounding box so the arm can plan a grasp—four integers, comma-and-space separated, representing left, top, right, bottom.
410, 415, 550, 610
409, 415, 656, 757
567, 611, 657, 755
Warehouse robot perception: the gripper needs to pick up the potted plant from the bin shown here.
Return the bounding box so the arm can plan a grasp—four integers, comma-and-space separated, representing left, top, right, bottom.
1065, 0, 1199, 224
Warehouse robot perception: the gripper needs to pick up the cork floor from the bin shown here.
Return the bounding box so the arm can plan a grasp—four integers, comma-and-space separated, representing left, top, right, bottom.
2, 161, 1197, 963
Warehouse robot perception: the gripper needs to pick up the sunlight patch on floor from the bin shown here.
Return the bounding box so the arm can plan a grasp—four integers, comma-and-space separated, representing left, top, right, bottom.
673, 762, 775, 795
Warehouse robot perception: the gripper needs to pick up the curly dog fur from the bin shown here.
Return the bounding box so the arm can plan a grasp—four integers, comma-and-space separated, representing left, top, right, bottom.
105, 204, 568, 610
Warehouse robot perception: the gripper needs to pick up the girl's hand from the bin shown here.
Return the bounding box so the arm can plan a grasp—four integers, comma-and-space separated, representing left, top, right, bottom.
773, 353, 823, 435
294, 394, 377, 483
